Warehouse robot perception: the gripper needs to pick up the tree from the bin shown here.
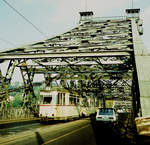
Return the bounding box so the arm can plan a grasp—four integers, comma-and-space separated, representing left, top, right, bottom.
12, 94, 22, 108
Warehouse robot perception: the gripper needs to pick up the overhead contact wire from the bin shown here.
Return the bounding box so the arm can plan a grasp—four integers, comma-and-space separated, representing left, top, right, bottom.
2, 0, 47, 39
0, 37, 17, 47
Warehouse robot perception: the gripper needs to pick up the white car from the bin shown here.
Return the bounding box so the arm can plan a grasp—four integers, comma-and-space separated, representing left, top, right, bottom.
96, 108, 118, 122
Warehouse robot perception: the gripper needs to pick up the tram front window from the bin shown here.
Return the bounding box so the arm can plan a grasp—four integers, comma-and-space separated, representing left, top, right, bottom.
43, 96, 52, 104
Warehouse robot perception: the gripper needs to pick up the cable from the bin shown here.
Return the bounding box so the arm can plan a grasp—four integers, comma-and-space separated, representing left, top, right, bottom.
2, 0, 47, 39
0, 37, 17, 47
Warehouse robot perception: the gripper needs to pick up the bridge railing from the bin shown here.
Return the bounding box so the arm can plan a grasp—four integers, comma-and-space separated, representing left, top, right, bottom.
0, 108, 34, 120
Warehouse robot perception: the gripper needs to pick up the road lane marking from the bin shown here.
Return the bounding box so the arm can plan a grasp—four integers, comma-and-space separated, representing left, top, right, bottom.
42, 124, 90, 145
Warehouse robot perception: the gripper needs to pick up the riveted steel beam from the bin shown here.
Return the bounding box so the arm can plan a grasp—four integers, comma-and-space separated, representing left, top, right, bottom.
18, 59, 38, 116
0, 51, 131, 60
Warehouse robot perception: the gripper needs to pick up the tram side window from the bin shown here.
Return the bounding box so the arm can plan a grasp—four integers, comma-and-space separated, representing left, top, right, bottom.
74, 98, 77, 105
43, 96, 52, 104
69, 97, 74, 105
63, 93, 65, 105
90, 100, 93, 106
77, 98, 80, 104
58, 93, 63, 105
69, 97, 76, 105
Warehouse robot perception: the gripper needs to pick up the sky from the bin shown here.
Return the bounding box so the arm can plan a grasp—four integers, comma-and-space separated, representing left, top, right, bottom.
0, 0, 150, 82
0, 0, 150, 51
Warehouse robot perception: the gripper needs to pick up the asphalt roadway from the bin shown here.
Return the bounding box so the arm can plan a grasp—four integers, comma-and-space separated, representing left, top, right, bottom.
0, 115, 139, 145
0, 118, 96, 145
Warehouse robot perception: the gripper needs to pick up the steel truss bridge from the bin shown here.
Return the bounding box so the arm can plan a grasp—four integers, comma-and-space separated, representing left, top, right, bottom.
0, 8, 149, 118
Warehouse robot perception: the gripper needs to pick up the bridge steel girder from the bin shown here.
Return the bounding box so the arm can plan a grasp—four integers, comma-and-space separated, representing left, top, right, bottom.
18, 59, 38, 115
0, 60, 17, 113
5, 60, 17, 85
0, 69, 9, 112
132, 19, 150, 117
0, 51, 131, 60
0, 14, 140, 118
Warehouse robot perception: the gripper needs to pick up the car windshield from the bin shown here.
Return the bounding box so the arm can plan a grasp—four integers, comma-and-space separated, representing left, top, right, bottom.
98, 108, 113, 115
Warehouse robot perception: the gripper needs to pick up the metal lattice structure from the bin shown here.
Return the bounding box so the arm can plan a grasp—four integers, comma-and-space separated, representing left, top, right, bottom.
0, 8, 148, 117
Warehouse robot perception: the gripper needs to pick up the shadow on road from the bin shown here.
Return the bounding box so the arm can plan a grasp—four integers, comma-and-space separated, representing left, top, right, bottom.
90, 113, 137, 145
35, 131, 44, 145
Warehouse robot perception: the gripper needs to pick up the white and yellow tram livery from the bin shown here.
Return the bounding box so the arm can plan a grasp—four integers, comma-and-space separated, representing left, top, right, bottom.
39, 87, 96, 121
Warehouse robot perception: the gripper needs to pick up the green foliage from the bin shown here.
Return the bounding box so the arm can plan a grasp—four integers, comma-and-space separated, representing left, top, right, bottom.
9, 84, 43, 108
34, 86, 42, 100
12, 94, 22, 108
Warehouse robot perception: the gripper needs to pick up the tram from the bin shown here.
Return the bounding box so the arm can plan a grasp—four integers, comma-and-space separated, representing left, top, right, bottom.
39, 86, 97, 122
